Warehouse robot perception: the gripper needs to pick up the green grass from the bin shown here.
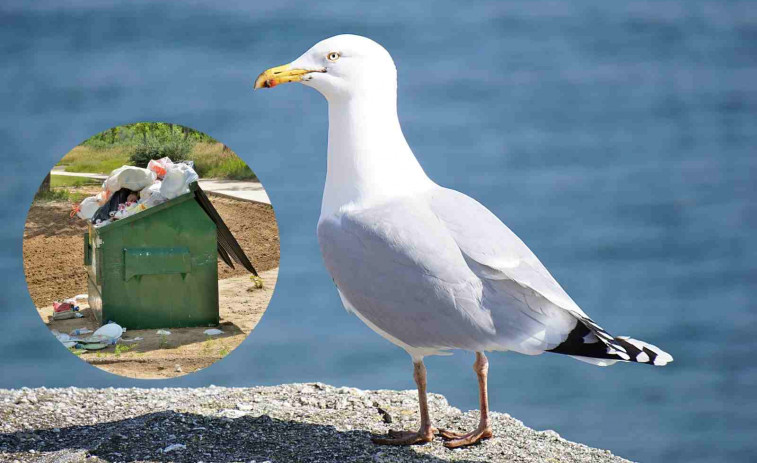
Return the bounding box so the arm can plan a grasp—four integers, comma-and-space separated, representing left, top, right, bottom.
50, 176, 101, 188
33, 189, 71, 202
59, 146, 132, 174
57, 143, 256, 180
188, 143, 257, 180
33, 187, 90, 205
114, 343, 136, 357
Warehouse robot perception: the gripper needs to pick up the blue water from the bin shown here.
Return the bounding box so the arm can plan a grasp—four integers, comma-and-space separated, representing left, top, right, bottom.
1, 1, 755, 461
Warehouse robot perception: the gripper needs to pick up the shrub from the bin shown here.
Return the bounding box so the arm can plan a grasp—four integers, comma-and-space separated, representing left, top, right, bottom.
129, 136, 194, 168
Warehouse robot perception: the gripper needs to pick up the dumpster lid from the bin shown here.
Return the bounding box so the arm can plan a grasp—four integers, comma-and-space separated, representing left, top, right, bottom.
190, 182, 259, 277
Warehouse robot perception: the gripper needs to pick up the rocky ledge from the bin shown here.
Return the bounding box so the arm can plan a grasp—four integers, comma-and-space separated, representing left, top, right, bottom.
0, 384, 631, 462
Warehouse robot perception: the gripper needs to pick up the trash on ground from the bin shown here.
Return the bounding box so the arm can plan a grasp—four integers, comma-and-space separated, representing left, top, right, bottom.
72, 322, 125, 346
52, 301, 80, 320
73, 157, 199, 227
75, 342, 108, 350
69, 328, 92, 336
120, 337, 143, 343
203, 328, 224, 336
52, 330, 75, 348
156, 329, 171, 335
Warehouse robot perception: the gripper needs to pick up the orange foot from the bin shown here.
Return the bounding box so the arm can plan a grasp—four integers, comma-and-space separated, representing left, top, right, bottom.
372, 427, 436, 446
438, 426, 493, 448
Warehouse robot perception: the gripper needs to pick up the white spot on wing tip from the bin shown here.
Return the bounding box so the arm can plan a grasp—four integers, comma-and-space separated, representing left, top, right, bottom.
653, 352, 673, 366
636, 352, 650, 363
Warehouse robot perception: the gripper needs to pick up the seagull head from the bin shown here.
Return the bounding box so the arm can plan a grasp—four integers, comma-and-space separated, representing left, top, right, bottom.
254, 34, 397, 101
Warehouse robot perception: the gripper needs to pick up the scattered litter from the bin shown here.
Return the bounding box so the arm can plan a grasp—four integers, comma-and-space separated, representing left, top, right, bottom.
69, 328, 92, 336
92, 323, 124, 344
63, 323, 123, 348
53, 301, 76, 313
174, 365, 182, 373
72, 294, 88, 301
52, 311, 77, 320
75, 342, 108, 350
156, 330, 172, 335
120, 337, 143, 343
162, 443, 186, 453
74, 312, 84, 318
203, 328, 224, 336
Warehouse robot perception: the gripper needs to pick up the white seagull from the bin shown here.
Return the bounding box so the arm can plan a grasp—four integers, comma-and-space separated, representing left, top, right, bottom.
255, 34, 673, 448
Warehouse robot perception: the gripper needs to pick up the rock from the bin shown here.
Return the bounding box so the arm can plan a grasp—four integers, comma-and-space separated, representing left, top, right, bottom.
162, 443, 187, 453
0, 384, 631, 463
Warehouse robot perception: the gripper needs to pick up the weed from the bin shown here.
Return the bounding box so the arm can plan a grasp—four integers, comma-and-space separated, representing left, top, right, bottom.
247, 276, 265, 292
114, 343, 136, 357
33, 189, 71, 203
218, 344, 230, 357
201, 336, 215, 355
159, 333, 170, 349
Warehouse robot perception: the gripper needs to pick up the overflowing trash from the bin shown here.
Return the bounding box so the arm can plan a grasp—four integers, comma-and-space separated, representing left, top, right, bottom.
72, 157, 199, 227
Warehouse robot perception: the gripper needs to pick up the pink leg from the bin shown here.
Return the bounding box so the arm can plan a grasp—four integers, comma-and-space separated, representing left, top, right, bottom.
439, 352, 493, 448
372, 359, 435, 445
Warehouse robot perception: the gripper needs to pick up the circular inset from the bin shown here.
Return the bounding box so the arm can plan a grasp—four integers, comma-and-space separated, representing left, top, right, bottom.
23, 123, 280, 379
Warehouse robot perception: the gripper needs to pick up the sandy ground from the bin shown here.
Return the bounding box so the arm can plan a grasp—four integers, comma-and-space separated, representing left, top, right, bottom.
23, 189, 280, 379
38, 270, 277, 379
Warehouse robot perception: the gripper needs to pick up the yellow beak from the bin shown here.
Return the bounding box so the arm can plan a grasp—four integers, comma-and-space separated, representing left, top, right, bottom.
253, 63, 313, 90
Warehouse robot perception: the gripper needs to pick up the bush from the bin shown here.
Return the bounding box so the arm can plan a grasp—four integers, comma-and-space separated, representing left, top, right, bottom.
129, 137, 194, 168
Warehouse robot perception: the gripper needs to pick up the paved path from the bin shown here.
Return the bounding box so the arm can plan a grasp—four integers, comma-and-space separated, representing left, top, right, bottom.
197, 179, 270, 205
50, 170, 270, 204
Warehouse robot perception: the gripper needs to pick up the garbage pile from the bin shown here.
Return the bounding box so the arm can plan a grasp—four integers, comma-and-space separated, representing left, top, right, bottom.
53, 322, 124, 351
73, 157, 199, 227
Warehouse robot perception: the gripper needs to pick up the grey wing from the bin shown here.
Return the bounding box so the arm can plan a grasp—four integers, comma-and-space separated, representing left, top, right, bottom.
425, 187, 641, 359
426, 187, 588, 317
317, 196, 579, 356
317, 198, 496, 355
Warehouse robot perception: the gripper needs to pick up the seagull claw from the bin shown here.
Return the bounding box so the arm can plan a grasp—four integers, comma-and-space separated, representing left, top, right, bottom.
372, 428, 435, 446
439, 426, 493, 448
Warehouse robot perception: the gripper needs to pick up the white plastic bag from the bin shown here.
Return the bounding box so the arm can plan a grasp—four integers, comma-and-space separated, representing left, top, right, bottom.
160, 163, 199, 199
147, 157, 173, 179
104, 166, 157, 193
76, 196, 100, 220
139, 181, 162, 200
88, 322, 124, 345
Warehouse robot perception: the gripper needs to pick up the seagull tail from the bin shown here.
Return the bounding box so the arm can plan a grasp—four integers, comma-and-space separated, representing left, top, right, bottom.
547, 316, 673, 367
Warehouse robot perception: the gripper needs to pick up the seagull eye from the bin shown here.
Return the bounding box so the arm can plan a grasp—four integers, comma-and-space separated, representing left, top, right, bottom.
327, 52, 340, 62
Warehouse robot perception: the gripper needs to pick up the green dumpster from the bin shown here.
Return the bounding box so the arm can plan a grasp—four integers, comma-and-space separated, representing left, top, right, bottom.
84, 182, 257, 330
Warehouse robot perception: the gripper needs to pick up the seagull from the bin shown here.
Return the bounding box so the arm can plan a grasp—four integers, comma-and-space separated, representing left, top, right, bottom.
254, 34, 673, 448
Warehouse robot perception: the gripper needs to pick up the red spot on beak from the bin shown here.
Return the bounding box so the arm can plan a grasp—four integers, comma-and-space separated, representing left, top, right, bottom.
266, 79, 278, 88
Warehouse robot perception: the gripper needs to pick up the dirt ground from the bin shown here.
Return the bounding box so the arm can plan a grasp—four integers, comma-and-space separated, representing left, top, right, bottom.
23, 188, 280, 379
38, 270, 277, 379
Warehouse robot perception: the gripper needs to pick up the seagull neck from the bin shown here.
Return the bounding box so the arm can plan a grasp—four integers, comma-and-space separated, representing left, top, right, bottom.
321, 94, 432, 218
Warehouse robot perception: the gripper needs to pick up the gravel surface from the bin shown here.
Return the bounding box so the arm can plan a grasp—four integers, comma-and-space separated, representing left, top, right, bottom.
0, 384, 631, 463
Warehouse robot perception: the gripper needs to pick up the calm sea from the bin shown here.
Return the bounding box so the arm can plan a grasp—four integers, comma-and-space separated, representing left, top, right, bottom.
1, 1, 755, 461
